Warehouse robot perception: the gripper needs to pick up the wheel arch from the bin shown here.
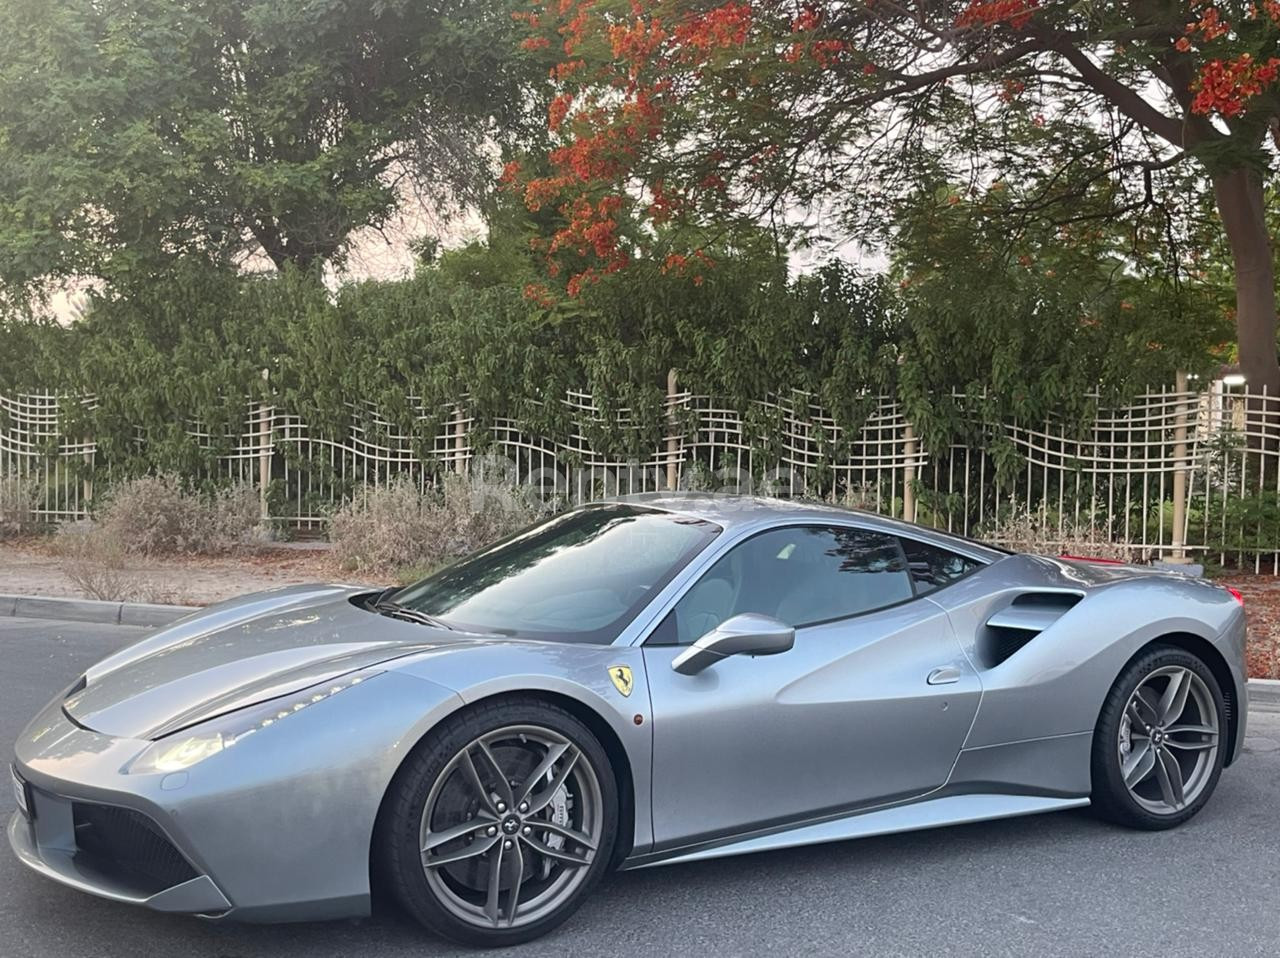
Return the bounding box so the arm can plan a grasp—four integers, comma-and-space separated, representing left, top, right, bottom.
369, 688, 637, 896
1124, 632, 1241, 767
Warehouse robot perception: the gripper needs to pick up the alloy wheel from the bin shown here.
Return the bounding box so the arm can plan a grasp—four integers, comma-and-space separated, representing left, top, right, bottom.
1118, 665, 1220, 815
418, 724, 603, 929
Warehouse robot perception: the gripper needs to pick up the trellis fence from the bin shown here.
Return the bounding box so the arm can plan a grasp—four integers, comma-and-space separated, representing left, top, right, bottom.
3, 378, 1280, 570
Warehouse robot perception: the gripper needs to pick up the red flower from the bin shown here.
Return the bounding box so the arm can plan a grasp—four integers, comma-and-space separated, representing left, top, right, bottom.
956, 0, 1039, 29
549, 93, 574, 131
673, 2, 751, 52
1191, 54, 1280, 116
791, 7, 821, 32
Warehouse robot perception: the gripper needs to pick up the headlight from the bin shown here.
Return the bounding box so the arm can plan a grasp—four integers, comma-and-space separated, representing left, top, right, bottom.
127, 670, 382, 774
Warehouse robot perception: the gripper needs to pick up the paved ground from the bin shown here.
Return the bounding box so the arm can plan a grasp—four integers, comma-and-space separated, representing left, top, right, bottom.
2, 617, 1279, 958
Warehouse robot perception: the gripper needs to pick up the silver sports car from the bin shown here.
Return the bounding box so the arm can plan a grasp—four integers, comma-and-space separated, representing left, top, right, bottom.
9, 495, 1246, 947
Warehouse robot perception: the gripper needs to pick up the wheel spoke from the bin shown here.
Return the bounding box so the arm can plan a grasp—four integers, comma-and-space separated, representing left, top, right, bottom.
458, 749, 499, 815
1157, 669, 1192, 726
423, 833, 499, 868
522, 833, 592, 867
503, 839, 526, 926
1165, 724, 1218, 750
1154, 747, 1185, 808
525, 746, 580, 814
422, 819, 492, 854
1129, 691, 1159, 730
515, 741, 571, 807
483, 837, 505, 925
1122, 737, 1156, 788
535, 819, 597, 851
475, 740, 514, 809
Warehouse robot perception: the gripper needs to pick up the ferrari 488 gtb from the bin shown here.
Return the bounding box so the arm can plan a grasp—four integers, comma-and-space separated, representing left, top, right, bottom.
10, 495, 1245, 946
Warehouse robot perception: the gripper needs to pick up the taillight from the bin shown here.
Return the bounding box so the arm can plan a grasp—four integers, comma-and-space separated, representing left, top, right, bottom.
1226, 586, 1245, 607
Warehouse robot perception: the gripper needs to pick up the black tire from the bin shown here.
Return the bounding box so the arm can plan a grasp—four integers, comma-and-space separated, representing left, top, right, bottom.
376, 697, 619, 948
1090, 644, 1227, 830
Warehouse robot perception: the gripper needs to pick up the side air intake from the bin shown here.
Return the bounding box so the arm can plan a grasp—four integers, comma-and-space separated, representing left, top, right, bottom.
978, 592, 1082, 667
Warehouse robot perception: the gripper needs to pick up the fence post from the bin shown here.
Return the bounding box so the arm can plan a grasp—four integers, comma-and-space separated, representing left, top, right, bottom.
258, 369, 271, 522
1168, 370, 1190, 563
666, 368, 679, 490
902, 418, 917, 523
453, 403, 467, 476
81, 444, 93, 515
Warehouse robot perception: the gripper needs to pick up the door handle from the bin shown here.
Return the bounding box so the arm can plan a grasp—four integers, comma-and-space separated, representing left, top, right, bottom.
927, 666, 962, 686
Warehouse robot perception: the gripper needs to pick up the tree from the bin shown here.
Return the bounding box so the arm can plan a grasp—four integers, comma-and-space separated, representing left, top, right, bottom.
0, 0, 530, 292
511, 0, 1280, 393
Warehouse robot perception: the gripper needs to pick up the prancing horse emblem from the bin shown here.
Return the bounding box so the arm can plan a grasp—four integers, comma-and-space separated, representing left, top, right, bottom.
609, 665, 634, 697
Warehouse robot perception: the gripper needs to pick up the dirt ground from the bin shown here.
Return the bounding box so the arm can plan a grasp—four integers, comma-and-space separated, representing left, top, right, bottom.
2, 538, 1278, 678
0, 538, 377, 606
1217, 573, 1280, 680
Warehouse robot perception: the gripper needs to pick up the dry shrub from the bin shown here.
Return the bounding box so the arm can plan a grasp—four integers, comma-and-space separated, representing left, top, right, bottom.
55, 521, 140, 601
818, 481, 882, 512
95, 474, 261, 556
982, 503, 1135, 562
331, 474, 550, 574
55, 520, 189, 602
49, 475, 260, 601
0, 477, 39, 538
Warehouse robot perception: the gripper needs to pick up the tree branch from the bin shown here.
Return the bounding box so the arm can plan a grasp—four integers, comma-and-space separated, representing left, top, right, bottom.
1046, 38, 1187, 146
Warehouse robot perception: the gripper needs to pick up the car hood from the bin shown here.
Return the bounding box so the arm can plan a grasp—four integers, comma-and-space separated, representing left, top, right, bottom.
63, 584, 469, 739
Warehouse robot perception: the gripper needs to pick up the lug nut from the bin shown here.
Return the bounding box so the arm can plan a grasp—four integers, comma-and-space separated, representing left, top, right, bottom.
504, 839, 513, 849
487, 826, 498, 837
496, 802, 506, 812
522, 825, 531, 835
518, 802, 529, 813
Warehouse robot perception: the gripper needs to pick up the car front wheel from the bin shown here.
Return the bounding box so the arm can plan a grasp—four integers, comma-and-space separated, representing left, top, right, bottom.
1090, 645, 1227, 830
378, 697, 618, 947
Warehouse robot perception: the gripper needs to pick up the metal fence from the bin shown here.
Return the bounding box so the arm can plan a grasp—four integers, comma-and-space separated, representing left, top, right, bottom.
3, 379, 1279, 570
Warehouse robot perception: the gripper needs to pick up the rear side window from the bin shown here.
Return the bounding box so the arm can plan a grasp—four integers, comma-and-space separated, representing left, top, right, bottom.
898, 538, 981, 594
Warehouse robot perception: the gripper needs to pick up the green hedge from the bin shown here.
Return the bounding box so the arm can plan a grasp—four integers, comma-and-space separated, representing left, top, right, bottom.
0, 236, 1228, 480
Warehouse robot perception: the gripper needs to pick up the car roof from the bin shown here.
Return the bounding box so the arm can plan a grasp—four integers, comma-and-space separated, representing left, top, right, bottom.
607, 492, 1008, 563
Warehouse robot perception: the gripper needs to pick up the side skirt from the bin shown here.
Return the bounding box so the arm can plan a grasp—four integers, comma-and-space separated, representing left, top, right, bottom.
621, 793, 1090, 870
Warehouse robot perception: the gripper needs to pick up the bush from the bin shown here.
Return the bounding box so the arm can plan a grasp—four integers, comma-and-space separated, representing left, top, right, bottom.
981, 502, 1135, 562
330, 473, 551, 575
0, 477, 39, 538
94, 474, 261, 556
53, 520, 183, 602
54, 521, 139, 601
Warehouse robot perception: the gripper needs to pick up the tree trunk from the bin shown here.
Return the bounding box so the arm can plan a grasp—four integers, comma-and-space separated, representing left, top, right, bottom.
1213, 166, 1280, 395
1213, 166, 1280, 468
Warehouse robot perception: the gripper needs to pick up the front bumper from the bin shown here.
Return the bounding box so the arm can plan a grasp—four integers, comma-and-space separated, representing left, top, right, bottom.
8, 670, 463, 922
9, 802, 231, 914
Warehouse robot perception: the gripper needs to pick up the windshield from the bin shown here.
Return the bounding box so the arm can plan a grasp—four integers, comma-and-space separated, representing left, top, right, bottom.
391, 504, 721, 643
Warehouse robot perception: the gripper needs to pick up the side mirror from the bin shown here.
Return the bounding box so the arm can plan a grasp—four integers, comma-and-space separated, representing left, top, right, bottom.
671, 613, 795, 676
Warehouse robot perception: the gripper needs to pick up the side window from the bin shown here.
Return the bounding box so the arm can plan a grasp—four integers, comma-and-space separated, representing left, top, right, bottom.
898, 538, 981, 594
650, 525, 914, 646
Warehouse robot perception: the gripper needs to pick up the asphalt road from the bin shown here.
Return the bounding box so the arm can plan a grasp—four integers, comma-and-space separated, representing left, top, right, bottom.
3, 616, 1279, 958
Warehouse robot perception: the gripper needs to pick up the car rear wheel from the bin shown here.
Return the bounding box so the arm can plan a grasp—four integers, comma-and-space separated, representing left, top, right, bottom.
1090, 645, 1226, 830
378, 698, 618, 947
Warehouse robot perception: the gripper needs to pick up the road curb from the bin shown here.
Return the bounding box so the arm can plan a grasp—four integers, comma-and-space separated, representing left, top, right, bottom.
0, 593, 196, 628
1249, 677, 1280, 713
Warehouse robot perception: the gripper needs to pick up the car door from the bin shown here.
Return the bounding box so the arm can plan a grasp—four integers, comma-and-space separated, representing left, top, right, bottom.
641, 523, 983, 851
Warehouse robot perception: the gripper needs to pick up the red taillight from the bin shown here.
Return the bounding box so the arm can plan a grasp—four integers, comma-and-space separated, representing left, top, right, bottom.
1059, 554, 1125, 565
1226, 586, 1245, 607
